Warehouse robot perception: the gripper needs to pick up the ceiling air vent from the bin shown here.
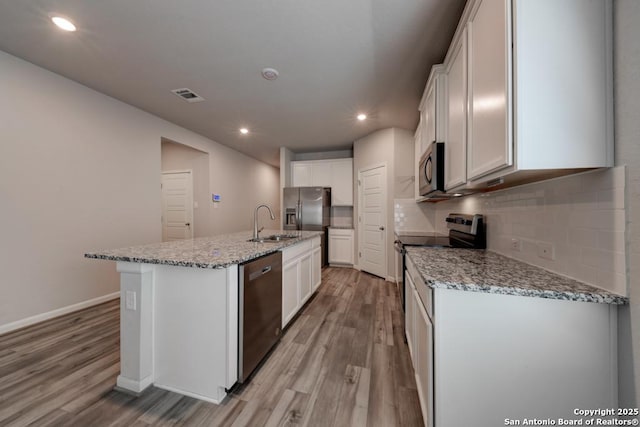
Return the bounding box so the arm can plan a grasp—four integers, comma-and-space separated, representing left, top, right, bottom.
171, 88, 205, 103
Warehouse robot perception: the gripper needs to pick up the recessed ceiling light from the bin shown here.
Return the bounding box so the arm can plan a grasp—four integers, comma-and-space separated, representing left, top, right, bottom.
261, 68, 279, 81
240, 128, 249, 135
357, 113, 367, 121
51, 15, 76, 32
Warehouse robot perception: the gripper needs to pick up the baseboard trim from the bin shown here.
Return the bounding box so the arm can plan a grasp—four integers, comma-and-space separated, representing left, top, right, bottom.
328, 263, 355, 268
0, 291, 120, 335
154, 382, 222, 404
117, 374, 154, 394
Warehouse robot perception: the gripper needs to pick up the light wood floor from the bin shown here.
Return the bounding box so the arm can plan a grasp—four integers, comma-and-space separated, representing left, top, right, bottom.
0, 267, 423, 426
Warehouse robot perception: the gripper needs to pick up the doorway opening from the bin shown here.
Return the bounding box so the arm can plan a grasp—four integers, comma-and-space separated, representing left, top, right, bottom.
161, 139, 210, 241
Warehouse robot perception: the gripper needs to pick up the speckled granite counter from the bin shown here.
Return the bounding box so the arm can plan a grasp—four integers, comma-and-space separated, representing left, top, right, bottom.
405, 247, 627, 305
85, 230, 323, 269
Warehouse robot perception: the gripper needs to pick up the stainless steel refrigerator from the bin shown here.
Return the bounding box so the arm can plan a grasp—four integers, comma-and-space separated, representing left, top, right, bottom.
283, 187, 331, 266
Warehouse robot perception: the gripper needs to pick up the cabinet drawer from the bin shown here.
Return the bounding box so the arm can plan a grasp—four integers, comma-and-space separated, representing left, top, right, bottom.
281, 239, 313, 263
328, 228, 354, 237
406, 256, 433, 320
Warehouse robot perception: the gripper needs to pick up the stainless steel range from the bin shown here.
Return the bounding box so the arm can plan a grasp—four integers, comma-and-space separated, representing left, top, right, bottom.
394, 213, 486, 312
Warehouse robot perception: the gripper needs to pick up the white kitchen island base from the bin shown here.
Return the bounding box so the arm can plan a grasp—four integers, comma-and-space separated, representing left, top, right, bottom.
116, 261, 238, 404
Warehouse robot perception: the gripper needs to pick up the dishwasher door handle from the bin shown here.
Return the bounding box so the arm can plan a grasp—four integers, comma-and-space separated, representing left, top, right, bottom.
249, 265, 273, 281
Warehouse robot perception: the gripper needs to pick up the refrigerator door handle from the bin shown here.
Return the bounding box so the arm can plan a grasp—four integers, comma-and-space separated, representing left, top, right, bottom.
298, 201, 302, 230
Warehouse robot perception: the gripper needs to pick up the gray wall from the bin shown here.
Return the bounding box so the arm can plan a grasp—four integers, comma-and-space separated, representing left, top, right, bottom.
0, 50, 279, 330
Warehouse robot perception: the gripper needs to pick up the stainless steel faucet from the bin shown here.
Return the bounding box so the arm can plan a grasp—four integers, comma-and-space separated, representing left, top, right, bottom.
253, 204, 276, 240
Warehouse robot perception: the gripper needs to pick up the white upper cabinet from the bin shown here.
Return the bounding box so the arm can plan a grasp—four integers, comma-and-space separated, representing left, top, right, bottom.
291, 159, 353, 206
311, 162, 332, 187
423, 83, 436, 151
513, 0, 613, 170
444, 29, 468, 191
414, 125, 423, 200
467, 0, 512, 180
291, 162, 312, 187
435, 0, 612, 192
330, 159, 353, 206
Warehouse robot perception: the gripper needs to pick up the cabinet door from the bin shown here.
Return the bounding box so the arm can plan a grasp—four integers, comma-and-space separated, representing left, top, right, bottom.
414, 288, 434, 427
331, 160, 353, 205
282, 260, 299, 328
299, 253, 312, 305
445, 28, 468, 190
467, 0, 512, 180
404, 271, 416, 360
328, 233, 354, 265
414, 126, 423, 200
423, 82, 436, 151
312, 247, 321, 291
311, 162, 332, 187
292, 162, 312, 187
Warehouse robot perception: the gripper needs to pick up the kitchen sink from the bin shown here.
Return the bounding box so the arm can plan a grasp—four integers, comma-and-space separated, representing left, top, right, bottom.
248, 234, 299, 243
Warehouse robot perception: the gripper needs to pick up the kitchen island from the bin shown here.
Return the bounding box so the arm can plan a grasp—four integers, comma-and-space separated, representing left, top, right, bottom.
404, 247, 627, 427
85, 230, 322, 403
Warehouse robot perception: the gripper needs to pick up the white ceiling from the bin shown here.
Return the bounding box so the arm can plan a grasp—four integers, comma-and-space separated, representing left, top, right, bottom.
0, 0, 466, 167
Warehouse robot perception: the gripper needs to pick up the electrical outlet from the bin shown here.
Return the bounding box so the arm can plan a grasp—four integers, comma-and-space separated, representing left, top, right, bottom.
537, 242, 555, 261
125, 291, 137, 311
510, 238, 522, 252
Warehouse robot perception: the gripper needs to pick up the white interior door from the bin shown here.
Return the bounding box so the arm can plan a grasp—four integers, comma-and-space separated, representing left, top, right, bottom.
358, 164, 387, 278
161, 171, 193, 241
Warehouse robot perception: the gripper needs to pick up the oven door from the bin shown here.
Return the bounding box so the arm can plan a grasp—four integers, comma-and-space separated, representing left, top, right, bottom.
419, 142, 445, 197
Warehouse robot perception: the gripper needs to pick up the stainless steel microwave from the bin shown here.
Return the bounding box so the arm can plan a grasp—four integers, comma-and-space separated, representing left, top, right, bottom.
419, 141, 445, 197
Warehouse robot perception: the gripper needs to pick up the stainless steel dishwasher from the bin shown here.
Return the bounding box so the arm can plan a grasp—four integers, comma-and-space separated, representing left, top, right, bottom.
238, 251, 282, 383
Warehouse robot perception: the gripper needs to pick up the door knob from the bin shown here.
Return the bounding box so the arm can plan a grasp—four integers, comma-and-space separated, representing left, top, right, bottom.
185, 223, 191, 226
379, 226, 385, 231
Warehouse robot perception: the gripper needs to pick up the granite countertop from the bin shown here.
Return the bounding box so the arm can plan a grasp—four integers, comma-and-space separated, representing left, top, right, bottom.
405, 247, 628, 305
85, 230, 323, 269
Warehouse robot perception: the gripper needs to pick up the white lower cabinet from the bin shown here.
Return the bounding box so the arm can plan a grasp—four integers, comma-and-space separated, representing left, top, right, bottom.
299, 253, 312, 305
404, 271, 416, 359
281, 236, 321, 328
281, 260, 299, 329
312, 246, 321, 292
328, 228, 354, 265
405, 262, 432, 427
413, 287, 434, 427
405, 256, 618, 427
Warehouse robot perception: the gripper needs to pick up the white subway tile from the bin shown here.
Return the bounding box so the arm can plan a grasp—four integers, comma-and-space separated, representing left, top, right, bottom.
596, 270, 627, 295
597, 187, 625, 210
596, 230, 626, 253
568, 227, 598, 248
433, 167, 627, 292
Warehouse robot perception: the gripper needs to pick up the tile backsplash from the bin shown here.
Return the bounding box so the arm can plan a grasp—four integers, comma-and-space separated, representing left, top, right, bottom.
433, 166, 627, 295
394, 198, 436, 233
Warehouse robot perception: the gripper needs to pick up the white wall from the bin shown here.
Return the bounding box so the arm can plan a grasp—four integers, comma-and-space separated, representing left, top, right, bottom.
614, 0, 640, 408
0, 50, 279, 330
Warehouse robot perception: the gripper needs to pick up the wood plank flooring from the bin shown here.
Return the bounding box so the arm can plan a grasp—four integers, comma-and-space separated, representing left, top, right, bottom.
0, 267, 423, 426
